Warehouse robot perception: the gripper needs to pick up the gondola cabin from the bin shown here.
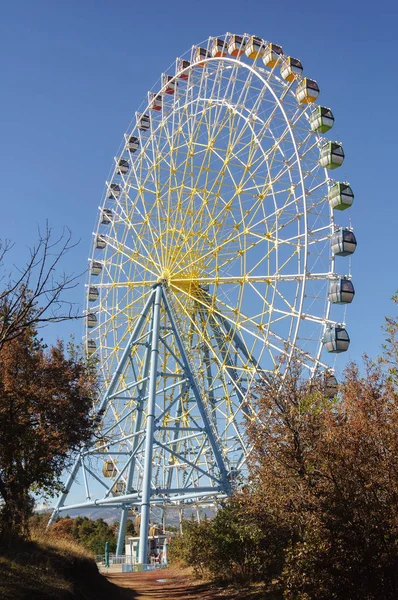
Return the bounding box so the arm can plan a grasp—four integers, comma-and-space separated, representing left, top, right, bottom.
227, 34, 246, 57
117, 158, 129, 175
113, 481, 125, 494
194, 46, 211, 67
328, 182, 354, 211
329, 278, 355, 304
127, 136, 139, 153
331, 228, 357, 257
323, 372, 338, 398
91, 261, 103, 276
102, 460, 117, 478
211, 38, 228, 57
245, 36, 265, 60
163, 74, 177, 95
137, 113, 150, 131
323, 326, 350, 353
263, 43, 283, 67
86, 339, 97, 356
149, 93, 162, 111
319, 141, 344, 170
296, 78, 319, 104
108, 183, 120, 199
310, 106, 334, 133
177, 59, 191, 80
87, 313, 97, 328
280, 56, 303, 81
95, 235, 106, 250
88, 286, 99, 302
101, 208, 113, 224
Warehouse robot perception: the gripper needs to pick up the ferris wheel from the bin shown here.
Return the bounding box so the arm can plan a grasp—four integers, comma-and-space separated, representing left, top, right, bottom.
51, 33, 356, 561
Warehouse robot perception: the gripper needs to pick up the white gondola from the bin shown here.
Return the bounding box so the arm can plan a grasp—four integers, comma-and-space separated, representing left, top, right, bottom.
211, 38, 228, 57
323, 372, 338, 398
331, 228, 357, 257
116, 158, 129, 175
127, 136, 139, 153
329, 278, 355, 304
245, 36, 265, 60
176, 59, 191, 80
86, 339, 97, 356
163, 74, 177, 95
90, 261, 103, 276
88, 286, 99, 302
95, 235, 106, 250
310, 106, 334, 133
101, 208, 113, 224
227, 34, 246, 57
263, 42, 283, 67
137, 113, 150, 131
323, 326, 350, 353
194, 46, 211, 67
107, 183, 120, 199
87, 313, 97, 328
149, 93, 162, 111
280, 56, 303, 81
296, 78, 319, 104
328, 182, 354, 211
319, 142, 344, 170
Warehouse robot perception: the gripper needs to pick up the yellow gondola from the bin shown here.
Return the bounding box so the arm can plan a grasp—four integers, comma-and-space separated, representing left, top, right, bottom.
262, 42, 283, 67
280, 56, 303, 82
296, 78, 319, 104
102, 460, 117, 478
245, 36, 265, 60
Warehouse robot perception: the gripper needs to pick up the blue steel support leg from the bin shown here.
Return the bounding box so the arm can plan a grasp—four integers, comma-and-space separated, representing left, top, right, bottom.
138, 285, 162, 564
115, 333, 153, 556
116, 507, 129, 555
162, 288, 231, 495
48, 456, 81, 525
98, 289, 155, 413
50, 291, 155, 531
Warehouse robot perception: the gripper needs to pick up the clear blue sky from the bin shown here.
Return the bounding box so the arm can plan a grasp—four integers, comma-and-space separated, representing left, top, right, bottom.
1, 0, 397, 376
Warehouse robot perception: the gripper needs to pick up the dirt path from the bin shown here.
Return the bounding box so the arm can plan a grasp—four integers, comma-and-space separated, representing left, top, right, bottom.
105, 568, 242, 600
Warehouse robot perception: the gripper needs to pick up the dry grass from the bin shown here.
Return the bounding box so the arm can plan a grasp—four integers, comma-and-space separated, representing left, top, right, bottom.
0, 530, 121, 600
30, 524, 92, 558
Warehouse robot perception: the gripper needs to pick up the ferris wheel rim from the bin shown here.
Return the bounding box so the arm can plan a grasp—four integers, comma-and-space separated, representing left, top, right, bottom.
87, 33, 350, 389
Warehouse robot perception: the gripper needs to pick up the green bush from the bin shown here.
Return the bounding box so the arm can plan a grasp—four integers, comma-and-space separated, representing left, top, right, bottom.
169, 499, 288, 584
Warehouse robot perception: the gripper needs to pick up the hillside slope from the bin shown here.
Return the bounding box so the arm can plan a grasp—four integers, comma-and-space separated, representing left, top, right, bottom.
0, 535, 124, 600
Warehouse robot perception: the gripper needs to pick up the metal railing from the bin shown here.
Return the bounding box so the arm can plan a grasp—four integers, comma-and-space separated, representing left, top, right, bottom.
95, 553, 164, 571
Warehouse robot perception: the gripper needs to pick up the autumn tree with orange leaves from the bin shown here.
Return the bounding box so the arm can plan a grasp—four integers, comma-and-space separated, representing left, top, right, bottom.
0, 230, 98, 540
245, 353, 398, 598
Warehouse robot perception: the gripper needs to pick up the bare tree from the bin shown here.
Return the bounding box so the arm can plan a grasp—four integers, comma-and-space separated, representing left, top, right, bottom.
0, 223, 83, 350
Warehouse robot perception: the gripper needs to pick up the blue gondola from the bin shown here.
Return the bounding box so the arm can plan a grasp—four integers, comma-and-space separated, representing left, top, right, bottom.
95, 235, 106, 250
108, 184, 120, 199
331, 228, 357, 257
86, 339, 97, 355
87, 313, 98, 329
117, 158, 129, 175
324, 372, 338, 397
323, 326, 350, 353
91, 261, 102, 276
88, 286, 99, 302
329, 278, 355, 304
127, 136, 139, 153
101, 208, 113, 224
